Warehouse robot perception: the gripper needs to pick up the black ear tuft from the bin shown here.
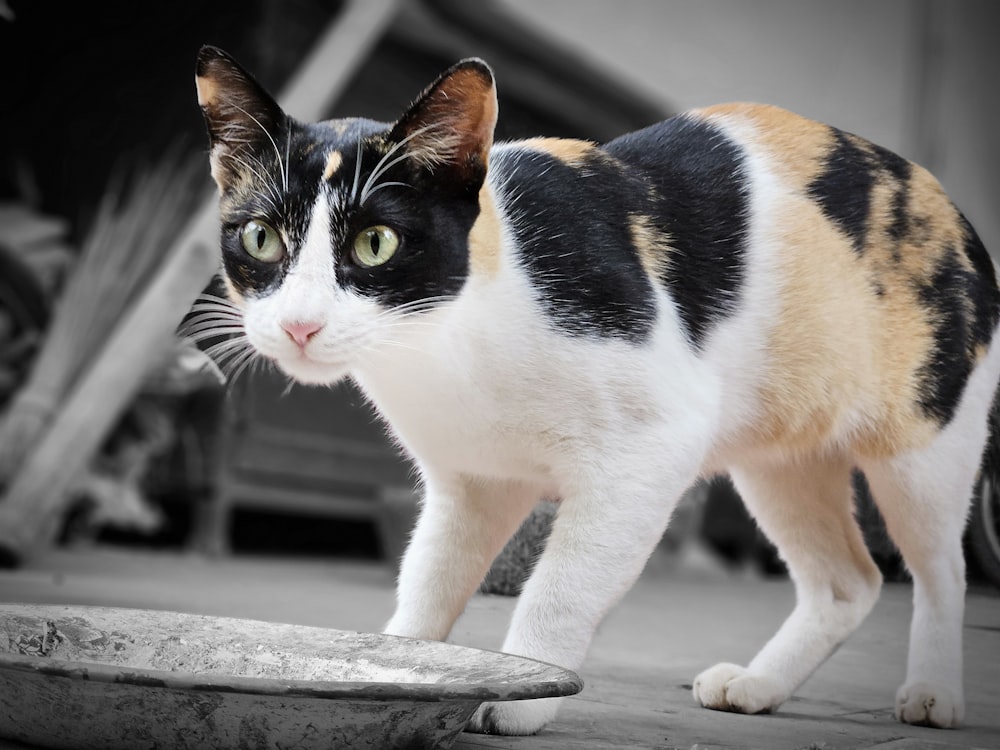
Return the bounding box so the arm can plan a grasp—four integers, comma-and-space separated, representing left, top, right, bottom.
195, 46, 287, 190
388, 58, 498, 188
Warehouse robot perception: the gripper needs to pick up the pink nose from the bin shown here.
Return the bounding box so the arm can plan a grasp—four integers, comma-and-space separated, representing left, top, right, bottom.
282, 319, 324, 347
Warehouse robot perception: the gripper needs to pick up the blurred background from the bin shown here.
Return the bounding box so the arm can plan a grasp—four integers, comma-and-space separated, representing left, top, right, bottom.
0, 0, 997, 586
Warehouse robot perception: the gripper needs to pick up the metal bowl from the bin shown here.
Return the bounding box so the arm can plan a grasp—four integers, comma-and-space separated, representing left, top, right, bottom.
0, 604, 581, 749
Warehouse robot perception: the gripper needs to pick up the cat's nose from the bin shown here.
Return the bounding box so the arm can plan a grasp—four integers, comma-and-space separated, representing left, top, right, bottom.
282, 319, 324, 347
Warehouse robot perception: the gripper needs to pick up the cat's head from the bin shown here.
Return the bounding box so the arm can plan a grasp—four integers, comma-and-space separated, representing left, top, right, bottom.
194, 46, 498, 384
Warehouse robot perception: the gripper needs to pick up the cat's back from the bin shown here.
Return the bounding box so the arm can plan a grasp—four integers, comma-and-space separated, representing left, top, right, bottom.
607, 102, 1000, 457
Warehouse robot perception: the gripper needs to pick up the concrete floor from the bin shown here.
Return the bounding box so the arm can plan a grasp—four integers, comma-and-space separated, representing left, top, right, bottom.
1, 546, 998, 749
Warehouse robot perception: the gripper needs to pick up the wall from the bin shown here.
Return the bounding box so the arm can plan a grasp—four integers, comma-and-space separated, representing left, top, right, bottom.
498, 0, 999, 258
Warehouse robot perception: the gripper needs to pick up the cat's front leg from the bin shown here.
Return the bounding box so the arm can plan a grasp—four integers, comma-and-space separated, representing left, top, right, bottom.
384, 474, 538, 640
467, 439, 706, 735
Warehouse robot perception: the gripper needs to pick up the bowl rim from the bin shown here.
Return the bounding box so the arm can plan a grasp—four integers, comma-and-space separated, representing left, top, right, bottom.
0, 605, 583, 703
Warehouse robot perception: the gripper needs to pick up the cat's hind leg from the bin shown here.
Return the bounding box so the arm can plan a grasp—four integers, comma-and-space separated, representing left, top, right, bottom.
858, 335, 1000, 729
862, 456, 969, 728
693, 457, 883, 715
860, 402, 993, 726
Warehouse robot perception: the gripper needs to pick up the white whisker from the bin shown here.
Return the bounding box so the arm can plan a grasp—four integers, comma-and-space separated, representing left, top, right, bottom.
361, 180, 412, 203
191, 292, 244, 311
225, 347, 262, 384
187, 302, 244, 315
358, 125, 437, 206
203, 337, 254, 359
350, 136, 364, 205
359, 152, 412, 205
179, 290, 257, 386
376, 339, 426, 355
183, 326, 249, 342
376, 295, 456, 321
232, 104, 287, 194
230, 151, 283, 212
284, 127, 292, 199
183, 315, 244, 329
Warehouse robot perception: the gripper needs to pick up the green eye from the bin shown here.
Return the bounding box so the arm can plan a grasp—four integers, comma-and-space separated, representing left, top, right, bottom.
353, 225, 400, 267
240, 219, 284, 263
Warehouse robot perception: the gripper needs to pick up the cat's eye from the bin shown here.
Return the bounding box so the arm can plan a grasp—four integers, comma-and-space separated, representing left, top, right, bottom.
352, 225, 400, 268
240, 219, 285, 263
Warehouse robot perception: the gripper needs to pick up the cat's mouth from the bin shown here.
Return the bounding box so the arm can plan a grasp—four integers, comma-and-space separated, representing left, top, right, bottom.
274, 348, 352, 385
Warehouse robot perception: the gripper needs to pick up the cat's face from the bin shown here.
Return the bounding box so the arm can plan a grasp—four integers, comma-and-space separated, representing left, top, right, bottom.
195, 46, 497, 384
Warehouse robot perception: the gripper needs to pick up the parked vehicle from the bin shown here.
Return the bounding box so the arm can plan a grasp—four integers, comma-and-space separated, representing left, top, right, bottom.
970, 471, 1000, 589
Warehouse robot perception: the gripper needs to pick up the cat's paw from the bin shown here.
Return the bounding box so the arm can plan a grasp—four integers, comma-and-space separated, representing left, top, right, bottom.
692, 662, 787, 715
465, 697, 561, 736
895, 681, 964, 728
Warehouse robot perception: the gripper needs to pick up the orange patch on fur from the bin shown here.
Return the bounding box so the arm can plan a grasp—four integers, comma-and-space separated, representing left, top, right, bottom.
469, 182, 502, 277
703, 102, 966, 450
698, 103, 833, 190
195, 75, 218, 109
746, 196, 938, 458
323, 150, 343, 181
628, 214, 673, 281
520, 137, 597, 167
222, 274, 247, 308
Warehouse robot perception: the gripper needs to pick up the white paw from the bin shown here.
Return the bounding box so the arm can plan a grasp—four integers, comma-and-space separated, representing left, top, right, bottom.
895, 681, 964, 728
693, 662, 788, 715
465, 697, 562, 736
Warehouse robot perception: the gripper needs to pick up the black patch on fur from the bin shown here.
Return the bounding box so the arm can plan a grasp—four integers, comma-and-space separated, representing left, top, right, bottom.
490, 147, 657, 343
915, 248, 974, 424
960, 214, 1000, 349
808, 131, 913, 257
603, 115, 749, 349
915, 220, 1000, 425
809, 129, 875, 254
878, 145, 913, 244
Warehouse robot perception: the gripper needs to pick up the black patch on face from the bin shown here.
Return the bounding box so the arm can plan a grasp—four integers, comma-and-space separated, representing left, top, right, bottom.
490, 147, 657, 343
335, 178, 475, 308
216, 115, 477, 308
217, 119, 325, 297
915, 221, 1000, 426
329, 129, 478, 308
604, 115, 750, 349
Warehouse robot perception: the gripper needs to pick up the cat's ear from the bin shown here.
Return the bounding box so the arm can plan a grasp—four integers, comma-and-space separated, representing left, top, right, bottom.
389, 58, 498, 188
195, 45, 287, 191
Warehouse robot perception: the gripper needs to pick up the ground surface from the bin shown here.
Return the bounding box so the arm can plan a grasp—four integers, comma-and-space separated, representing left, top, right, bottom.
0, 546, 998, 749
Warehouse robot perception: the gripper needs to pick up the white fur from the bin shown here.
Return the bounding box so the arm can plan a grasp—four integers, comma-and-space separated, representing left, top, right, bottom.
238, 143, 1000, 735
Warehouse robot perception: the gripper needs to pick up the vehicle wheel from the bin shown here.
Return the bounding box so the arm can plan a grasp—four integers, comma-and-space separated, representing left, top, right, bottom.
968, 473, 1000, 591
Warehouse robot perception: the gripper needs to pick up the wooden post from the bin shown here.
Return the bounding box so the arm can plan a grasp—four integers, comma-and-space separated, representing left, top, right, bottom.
0, 0, 402, 561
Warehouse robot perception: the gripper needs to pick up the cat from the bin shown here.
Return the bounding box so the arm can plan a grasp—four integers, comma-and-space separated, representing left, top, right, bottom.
193, 45, 1000, 735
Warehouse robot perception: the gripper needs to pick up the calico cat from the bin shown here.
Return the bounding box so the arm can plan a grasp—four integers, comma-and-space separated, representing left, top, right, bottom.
193, 45, 1000, 735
